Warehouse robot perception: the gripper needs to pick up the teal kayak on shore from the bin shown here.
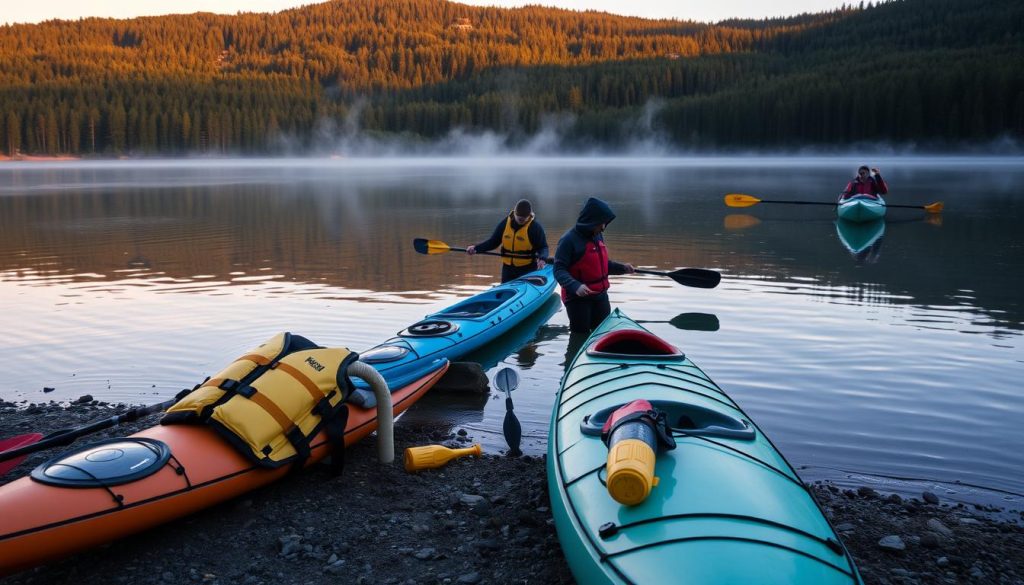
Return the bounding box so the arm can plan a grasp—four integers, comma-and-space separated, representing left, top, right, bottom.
837, 195, 886, 222
547, 309, 862, 585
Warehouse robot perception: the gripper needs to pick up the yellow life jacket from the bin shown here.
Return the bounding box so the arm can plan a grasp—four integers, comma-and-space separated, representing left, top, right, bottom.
501, 212, 535, 267
162, 332, 357, 469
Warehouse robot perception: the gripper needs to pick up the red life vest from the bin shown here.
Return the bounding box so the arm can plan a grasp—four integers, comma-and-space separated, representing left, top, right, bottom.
561, 239, 609, 302
843, 176, 887, 199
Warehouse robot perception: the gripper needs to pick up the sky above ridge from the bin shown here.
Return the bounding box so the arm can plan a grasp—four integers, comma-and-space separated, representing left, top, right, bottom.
3, 0, 856, 26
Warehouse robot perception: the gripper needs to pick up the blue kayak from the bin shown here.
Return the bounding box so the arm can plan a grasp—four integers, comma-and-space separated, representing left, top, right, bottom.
548, 309, 862, 585
351, 266, 557, 406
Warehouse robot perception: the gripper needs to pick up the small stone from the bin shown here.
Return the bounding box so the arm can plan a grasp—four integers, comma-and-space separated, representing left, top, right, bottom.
76, 394, 94, 404
857, 486, 878, 499
43, 387, 55, 393
926, 518, 953, 537
835, 523, 856, 532
922, 491, 940, 505
456, 572, 481, 584
414, 548, 435, 560
878, 535, 906, 551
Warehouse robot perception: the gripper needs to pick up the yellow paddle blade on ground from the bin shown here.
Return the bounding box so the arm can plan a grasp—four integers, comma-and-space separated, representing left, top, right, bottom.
924, 202, 944, 214
723, 194, 762, 208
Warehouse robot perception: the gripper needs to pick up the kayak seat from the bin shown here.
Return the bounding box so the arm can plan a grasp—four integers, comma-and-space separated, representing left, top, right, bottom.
587, 329, 684, 360
434, 290, 515, 319
581, 400, 755, 441
435, 301, 497, 318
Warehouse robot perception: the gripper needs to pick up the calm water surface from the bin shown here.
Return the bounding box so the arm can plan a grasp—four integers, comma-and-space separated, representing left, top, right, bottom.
1, 157, 1022, 508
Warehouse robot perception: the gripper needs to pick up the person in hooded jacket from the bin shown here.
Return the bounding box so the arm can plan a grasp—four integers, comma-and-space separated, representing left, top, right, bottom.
554, 197, 635, 333
840, 165, 888, 201
467, 199, 549, 283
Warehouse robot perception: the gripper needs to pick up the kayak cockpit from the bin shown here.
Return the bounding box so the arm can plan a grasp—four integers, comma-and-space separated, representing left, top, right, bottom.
433, 289, 518, 319
581, 400, 755, 441
587, 329, 684, 360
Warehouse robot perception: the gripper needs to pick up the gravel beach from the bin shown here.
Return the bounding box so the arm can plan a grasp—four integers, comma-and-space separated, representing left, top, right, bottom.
2, 400, 1023, 585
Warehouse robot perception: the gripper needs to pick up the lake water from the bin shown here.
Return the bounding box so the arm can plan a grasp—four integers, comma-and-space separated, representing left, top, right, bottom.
1, 156, 1022, 509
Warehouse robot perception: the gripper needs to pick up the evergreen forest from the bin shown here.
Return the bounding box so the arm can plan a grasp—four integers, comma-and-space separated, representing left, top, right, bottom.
0, 0, 1021, 155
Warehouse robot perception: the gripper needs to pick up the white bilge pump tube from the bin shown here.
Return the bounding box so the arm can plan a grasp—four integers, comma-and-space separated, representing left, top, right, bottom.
346, 360, 394, 464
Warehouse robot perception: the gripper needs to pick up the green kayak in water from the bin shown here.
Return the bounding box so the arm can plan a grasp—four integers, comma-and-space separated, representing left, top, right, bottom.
547, 309, 863, 585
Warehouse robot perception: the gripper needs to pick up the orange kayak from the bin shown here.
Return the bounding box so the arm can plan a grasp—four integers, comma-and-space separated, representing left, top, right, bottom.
0, 362, 448, 576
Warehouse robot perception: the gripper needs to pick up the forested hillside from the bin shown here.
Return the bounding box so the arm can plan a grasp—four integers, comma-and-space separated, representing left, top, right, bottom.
0, 0, 1020, 154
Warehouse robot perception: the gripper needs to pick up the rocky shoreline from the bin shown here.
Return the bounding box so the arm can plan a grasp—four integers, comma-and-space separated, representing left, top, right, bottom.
2, 400, 1023, 585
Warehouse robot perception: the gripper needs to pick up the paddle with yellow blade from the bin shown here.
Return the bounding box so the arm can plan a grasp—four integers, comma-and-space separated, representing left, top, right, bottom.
413, 238, 721, 289
724, 193, 944, 213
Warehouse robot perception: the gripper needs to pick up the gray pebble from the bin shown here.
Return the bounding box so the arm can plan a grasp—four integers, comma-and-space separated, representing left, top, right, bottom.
926, 518, 953, 537
878, 535, 906, 551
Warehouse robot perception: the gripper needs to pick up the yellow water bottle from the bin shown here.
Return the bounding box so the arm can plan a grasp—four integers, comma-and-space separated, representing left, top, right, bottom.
404, 444, 482, 472
602, 400, 674, 505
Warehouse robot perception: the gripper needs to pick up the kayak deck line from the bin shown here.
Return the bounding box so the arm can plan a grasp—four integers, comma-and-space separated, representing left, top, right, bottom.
604, 512, 845, 554
559, 373, 740, 420
603, 535, 857, 579
560, 363, 724, 400
561, 422, 805, 493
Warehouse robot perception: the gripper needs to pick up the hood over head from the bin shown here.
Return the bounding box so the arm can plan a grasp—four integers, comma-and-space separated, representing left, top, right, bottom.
574, 197, 615, 232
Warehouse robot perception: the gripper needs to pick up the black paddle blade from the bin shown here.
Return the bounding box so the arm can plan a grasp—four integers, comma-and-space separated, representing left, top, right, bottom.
669, 268, 721, 289
503, 398, 522, 456
668, 312, 720, 332
412, 238, 429, 254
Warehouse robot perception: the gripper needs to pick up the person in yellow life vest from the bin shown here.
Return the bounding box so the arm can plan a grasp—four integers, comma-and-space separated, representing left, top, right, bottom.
466, 199, 549, 283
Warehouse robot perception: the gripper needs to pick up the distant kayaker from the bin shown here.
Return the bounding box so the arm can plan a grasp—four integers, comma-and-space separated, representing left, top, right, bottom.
840, 165, 888, 200
466, 199, 549, 283
554, 197, 635, 333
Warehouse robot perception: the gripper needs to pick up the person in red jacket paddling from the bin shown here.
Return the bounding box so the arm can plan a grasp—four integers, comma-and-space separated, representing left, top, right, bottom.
553, 197, 635, 334
840, 165, 888, 201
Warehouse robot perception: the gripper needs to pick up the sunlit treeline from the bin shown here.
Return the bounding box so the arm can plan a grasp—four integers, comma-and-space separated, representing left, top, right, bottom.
0, 0, 1021, 154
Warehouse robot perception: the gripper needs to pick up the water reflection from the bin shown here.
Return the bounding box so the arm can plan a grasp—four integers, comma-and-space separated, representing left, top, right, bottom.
835, 219, 885, 264
1, 159, 1021, 334
1, 158, 1023, 507
454, 296, 562, 370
